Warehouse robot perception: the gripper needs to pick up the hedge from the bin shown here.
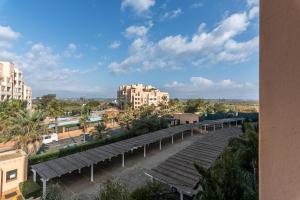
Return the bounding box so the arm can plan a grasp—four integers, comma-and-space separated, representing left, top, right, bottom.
19, 180, 41, 199
29, 132, 131, 166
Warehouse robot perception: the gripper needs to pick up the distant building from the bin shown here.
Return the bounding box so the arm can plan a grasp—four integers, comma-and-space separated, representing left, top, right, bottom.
173, 113, 199, 125
0, 149, 28, 199
0, 61, 32, 108
117, 84, 169, 109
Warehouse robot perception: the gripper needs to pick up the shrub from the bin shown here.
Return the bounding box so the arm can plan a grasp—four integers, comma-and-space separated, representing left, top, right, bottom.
19, 180, 41, 198
45, 183, 64, 200
131, 181, 175, 200
94, 180, 132, 200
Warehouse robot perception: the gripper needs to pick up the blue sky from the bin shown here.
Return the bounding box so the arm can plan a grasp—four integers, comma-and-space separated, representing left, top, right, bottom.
0, 0, 259, 99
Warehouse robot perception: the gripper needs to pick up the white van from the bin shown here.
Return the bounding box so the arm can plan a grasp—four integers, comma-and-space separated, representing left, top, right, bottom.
42, 133, 58, 144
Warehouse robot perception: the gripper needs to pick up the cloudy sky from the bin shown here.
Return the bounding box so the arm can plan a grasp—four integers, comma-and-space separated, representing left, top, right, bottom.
0, 0, 259, 99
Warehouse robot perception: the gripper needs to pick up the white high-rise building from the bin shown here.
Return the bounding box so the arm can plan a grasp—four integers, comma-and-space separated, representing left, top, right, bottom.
117, 84, 169, 109
0, 61, 32, 108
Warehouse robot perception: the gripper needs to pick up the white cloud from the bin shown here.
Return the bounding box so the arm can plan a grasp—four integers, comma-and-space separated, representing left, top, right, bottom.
124, 25, 149, 38
247, 0, 259, 6
248, 6, 259, 19
109, 10, 258, 74
216, 36, 259, 62
68, 43, 77, 51
63, 43, 82, 58
0, 40, 101, 97
109, 41, 121, 49
191, 2, 204, 8
161, 8, 183, 20
121, 0, 155, 15
164, 77, 258, 99
0, 25, 21, 49
190, 77, 214, 87
0, 25, 20, 41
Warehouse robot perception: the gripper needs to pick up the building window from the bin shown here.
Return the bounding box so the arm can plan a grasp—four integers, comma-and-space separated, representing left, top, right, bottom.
6, 169, 17, 182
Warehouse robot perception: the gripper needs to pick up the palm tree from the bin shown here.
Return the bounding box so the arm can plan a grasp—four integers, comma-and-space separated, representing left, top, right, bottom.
46, 99, 64, 134
228, 125, 258, 186
94, 122, 106, 140
5, 109, 48, 154
102, 113, 109, 125
79, 113, 89, 143
117, 108, 135, 131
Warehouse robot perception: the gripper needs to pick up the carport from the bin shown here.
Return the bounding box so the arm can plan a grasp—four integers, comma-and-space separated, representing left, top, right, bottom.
31, 118, 244, 198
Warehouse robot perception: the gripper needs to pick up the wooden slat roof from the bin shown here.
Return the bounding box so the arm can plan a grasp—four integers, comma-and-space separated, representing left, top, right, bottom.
145, 127, 242, 196
31, 118, 244, 181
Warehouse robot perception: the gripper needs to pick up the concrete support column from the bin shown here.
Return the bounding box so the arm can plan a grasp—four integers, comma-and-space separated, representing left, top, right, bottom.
91, 164, 94, 182
122, 153, 125, 167
179, 191, 183, 200
213, 124, 216, 131
32, 169, 36, 182
181, 131, 184, 140
204, 125, 207, 131
159, 140, 162, 150
191, 128, 194, 136
42, 179, 47, 199
171, 135, 174, 144
78, 168, 81, 174
221, 123, 224, 129
236, 120, 238, 127
144, 145, 146, 158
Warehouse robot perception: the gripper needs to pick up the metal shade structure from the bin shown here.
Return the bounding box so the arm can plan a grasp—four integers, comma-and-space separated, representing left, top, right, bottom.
145, 127, 243, 199
31, 118, 244, 198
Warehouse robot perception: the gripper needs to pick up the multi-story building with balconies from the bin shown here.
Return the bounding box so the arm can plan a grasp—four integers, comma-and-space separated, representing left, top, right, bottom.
0, 61, 32, 109
117, 84, 169, 109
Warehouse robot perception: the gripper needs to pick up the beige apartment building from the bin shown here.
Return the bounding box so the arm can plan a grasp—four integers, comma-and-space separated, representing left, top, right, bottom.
0, 149, 28, 199
117, 84, 169, 109
0, 61, 32, 109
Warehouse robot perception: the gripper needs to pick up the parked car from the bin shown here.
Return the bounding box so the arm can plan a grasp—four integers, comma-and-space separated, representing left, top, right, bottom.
42, 133, 58, 144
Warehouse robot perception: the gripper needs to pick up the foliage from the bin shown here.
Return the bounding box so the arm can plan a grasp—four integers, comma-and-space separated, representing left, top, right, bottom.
116, 107, 136, 130
131, 181, 175, 200
37, 94, 56, 110
94, 180, 132, 200
93, 122, 106, 140
127, 115, 169, 137
47, 99, 64, 133
194, 122, 258, 200
44, 183, 64, 200
19, 180, 41, 198
1, 109, 48, 153
0, 100, 27, 134
79, 114, 89, 133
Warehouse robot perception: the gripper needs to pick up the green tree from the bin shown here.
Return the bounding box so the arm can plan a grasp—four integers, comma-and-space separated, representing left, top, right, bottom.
102, 114, 109, 124
4, 109, 48, 154
0, 100, 26, 135
194, 123, 258, 200
47, 99, 64, 134
44, 184, 64, 200
94, 181, 131, 200
79, 114, 89, 143
229, 123, 258, 186
131, 181, 174, 200
117, 108, 135, 130
94, 122, 106, 140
